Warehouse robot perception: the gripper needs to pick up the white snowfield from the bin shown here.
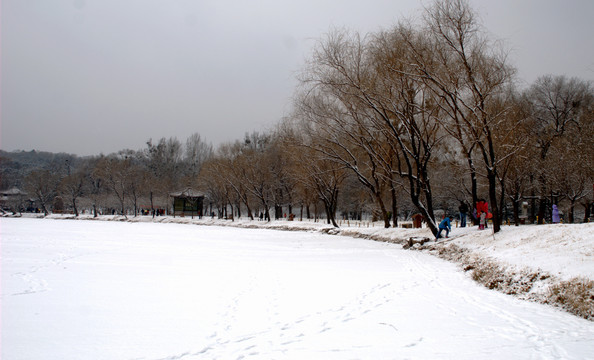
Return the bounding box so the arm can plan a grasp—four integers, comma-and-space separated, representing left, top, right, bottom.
2, 217, 593, 359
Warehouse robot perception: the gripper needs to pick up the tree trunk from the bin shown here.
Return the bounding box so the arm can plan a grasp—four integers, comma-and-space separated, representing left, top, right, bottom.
323, 188, 340, 228
246, 203, 254, 221
413, 199, 437, 236
390, 185, 398, 228
374, 191, 391, 229
487, 171, 501, 233
235, 201, 241, 219
72, 198, 79, 217
324, 202, 339, 227
537, 173, 548, 224
498, 180, 506, 226
569, 200, 575, 223
467, 155, 479, 225
150, 191, 155, 218
583, 201, 591, 223
512, 198, 520, 226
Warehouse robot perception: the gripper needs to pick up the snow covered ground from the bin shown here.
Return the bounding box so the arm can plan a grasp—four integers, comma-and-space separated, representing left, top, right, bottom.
442, 223, 594, 281
2, 217, 594, 359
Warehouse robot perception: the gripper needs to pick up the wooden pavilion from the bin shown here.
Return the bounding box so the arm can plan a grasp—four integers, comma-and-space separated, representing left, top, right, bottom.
170, 188, 205, 218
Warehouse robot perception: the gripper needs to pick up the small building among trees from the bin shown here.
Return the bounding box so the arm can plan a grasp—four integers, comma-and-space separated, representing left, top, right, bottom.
170, 188, 204, 218
0, 187, 28, 213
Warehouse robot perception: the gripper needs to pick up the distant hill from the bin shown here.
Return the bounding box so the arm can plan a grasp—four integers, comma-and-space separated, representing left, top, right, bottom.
0, 150, 81, 190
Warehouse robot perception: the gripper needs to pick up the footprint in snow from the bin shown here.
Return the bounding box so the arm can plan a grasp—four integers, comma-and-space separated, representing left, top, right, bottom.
405, 337, 424, 347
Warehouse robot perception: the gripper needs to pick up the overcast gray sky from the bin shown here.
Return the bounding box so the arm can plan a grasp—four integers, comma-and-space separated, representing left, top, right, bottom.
2, 0, 593, 156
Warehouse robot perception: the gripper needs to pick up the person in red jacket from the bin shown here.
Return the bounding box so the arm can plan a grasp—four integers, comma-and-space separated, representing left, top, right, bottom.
476, 199, 489, 229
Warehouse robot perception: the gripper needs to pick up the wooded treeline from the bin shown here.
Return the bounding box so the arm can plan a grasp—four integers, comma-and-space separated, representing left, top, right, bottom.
1, 134, 213, 218
1, 0, 592, 235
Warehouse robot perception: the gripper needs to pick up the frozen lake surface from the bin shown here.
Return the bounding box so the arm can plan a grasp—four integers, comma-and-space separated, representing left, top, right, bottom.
2, 218, 593, 359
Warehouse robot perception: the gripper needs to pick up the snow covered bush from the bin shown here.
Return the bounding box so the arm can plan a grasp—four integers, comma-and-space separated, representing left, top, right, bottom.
469, 260, 507, 290
469, 260, 549, 296
548, 278, 594, 320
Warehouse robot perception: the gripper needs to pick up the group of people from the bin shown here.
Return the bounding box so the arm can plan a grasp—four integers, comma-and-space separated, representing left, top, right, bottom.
435, 200, 491, 240
436, 200, 563, 240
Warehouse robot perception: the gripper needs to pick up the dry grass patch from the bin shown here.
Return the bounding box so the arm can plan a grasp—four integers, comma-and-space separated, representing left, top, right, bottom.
548, 278, 594, 320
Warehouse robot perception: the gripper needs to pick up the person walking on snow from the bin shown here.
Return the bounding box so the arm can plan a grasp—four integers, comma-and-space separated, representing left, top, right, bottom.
436, 216, 452, 240
459, 201, 468, 227
552, 204, 560, 224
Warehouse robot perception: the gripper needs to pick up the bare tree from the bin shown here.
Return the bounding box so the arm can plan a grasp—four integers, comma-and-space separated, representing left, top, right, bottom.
240, 133, 275, 221
547, 104, 594, 223
59, 170, 85, 216
143, 137, 184, 215
145, 137, 183, 189
298, 29, 430, 229
203, 142, 255, 220
369, 28, 446, 232
499, 105, 535, 226
84, 157, 106, 217
199, 159, 230, 218
280, 120, 346, 227
525, 75, 592, 159
184, 133, 213, 181
523, 75, 593, 222
406, 0, 516, 233
24, 169, 59, 215
294, 82, 396, 228
127, 164, 148, 217
94, 154, 136, 216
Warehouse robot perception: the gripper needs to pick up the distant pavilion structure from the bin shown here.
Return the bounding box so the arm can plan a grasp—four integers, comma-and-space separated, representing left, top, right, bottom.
0, 187, 28, 212
170, 188, 205, 218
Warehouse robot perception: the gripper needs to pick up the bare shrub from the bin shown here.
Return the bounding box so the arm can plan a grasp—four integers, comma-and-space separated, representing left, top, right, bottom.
471, 261, 506, 290
548, 278, 594, 320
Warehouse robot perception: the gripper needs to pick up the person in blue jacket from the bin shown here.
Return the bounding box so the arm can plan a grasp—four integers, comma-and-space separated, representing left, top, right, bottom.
436, 215, 453, 240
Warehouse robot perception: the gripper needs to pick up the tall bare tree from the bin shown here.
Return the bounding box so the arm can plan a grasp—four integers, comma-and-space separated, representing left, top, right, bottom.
94, 153, 135, 216
407, 0, 516, 233
280, 119, 347, 227
24, 169, 59, 215
523, 75, 593, 222
203, 142, 255, 220
59, 170, 85, 216
184, 133, 213, 182
297, 29, 434, 229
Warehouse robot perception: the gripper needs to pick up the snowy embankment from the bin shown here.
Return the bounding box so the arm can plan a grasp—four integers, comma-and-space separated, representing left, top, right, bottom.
2, 217, 594, 359
38, 213, 594, 320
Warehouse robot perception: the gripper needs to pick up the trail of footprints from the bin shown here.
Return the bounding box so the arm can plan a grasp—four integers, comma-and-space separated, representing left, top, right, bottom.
8, 252, 86, 297
152, 282, 395, 359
